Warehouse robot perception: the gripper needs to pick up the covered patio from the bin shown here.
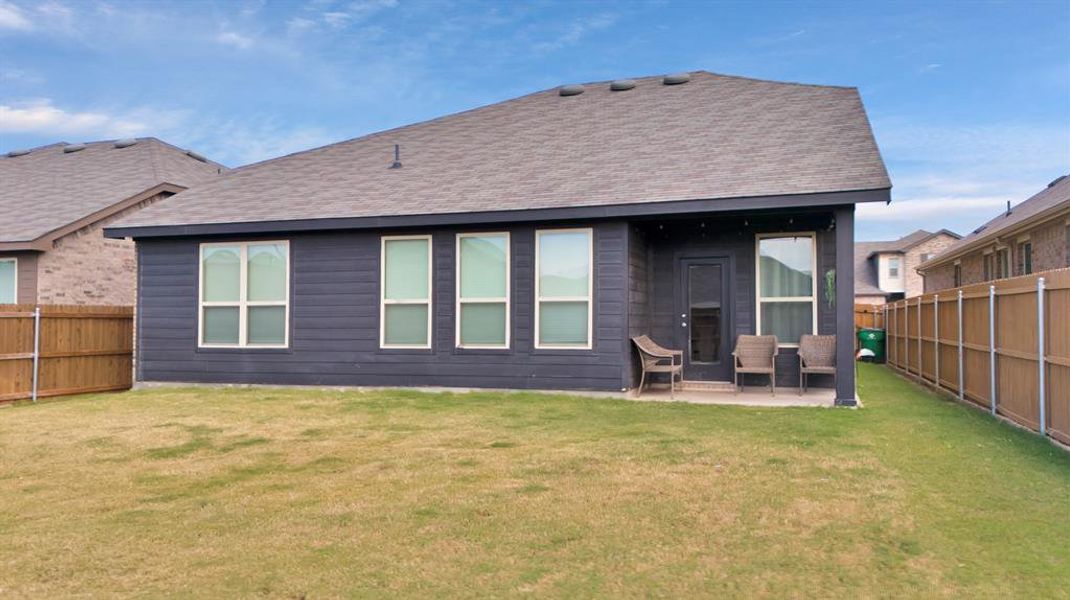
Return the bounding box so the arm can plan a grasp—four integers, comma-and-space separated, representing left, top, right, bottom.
626, 206, 855, 404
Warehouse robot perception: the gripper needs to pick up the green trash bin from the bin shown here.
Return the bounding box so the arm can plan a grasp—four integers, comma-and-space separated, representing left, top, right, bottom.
857, 328, 886, 363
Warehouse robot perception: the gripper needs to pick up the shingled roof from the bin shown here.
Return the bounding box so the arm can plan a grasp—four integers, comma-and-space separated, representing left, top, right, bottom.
111, 71, 890, 233
918, 175, 1070, 271
0, 138, 224, 246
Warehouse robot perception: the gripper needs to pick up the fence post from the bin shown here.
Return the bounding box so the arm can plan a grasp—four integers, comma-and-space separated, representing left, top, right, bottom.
917, 296, 923, 380
31, 306, 41, 403
1037, 277, 1046, 436
963, 288, 971, 400
989, 285, 997, 416
934, 294, 940, 388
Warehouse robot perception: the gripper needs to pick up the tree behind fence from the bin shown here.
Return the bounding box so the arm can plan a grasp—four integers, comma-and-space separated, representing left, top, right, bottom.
0, 304, 133, 403
881, 268, 1070, 445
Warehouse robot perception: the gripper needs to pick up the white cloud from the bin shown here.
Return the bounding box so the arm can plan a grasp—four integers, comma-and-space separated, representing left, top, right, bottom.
0, 99, 184, 137
533, 12, 618, 53
216, 30, 254, 49
0, 0, 32, 30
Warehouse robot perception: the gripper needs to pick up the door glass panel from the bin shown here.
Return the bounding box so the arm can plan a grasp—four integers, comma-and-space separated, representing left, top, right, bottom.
689, 264, 722, 364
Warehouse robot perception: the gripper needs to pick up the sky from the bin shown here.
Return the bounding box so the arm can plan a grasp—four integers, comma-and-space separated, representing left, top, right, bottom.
1, 0, 1068, 241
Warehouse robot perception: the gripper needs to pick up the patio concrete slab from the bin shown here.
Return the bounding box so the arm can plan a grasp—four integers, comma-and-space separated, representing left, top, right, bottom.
631, 385, 836, 407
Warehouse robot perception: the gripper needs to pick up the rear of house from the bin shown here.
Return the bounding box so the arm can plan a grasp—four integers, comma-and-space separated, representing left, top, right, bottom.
919, 175, 1070, 291
106, 71, 891, 404
0, 139, 223, 305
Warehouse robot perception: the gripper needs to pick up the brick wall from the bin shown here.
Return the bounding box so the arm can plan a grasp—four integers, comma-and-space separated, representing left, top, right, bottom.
1029, 218, 1068, 273
904, 233, 958, 296
36, 193, 171, 306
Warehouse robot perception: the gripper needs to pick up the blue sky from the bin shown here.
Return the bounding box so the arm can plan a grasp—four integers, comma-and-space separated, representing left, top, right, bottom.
1, 0, 1068, 240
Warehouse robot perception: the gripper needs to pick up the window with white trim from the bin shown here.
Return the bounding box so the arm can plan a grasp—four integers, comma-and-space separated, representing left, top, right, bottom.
887, 256, 901, 278
199, 241, 289, 348
381, 235, 432, 348
456, 233, 509, 348
1017, 240, 1032, 275
0, 258, 16, 304
535, 229, 593, 349
756, 233, 816, 346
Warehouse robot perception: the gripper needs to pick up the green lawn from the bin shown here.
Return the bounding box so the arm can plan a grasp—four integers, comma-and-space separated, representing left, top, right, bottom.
1, 364, 1068, 598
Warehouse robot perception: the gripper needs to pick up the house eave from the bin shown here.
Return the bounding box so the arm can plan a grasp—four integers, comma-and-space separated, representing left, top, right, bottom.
104, 187, 890, 240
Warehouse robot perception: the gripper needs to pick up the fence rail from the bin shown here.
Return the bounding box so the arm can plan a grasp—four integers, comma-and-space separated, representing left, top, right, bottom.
881, 269, 1070, 445
0, 304, 133, 403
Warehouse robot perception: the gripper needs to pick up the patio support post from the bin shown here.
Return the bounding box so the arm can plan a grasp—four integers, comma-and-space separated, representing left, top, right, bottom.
989, 285, 997, 416
1037, 277, 1046, 436
833, 206, 856, 406
957, 289, 964, 400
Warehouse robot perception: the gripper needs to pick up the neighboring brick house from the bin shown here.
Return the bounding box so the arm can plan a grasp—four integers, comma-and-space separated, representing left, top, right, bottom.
854, 229, 961, 304
919, 175, 1070, 292
0, 139, 224, 305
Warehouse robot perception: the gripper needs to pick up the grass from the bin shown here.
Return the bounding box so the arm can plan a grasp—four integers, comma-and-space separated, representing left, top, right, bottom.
1, 364, 1068, 598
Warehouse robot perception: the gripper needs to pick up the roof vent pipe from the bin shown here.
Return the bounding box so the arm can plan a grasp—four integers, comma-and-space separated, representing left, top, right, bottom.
1006, 200, 1011, 216
63, 143, 86, 153
390, 144, 402, 169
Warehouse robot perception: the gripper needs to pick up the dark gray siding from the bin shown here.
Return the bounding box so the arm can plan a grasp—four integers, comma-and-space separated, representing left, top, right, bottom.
626, 226, 651, 387
137, 221, 629, 391
630, 212, 838, 388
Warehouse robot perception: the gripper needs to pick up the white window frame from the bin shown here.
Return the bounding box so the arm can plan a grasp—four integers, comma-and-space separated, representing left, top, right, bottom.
0, 257, 16, 304
754, 232, 818, 348
380, 234, 433, 349
887, 256, 901, 279
455, 232, 510, 349
534, 228, 594, 350
198, 241, 290, 349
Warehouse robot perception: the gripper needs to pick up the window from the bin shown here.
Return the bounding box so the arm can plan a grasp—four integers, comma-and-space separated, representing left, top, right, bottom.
456, 233, 509, 348
920, 252, 934, 263
1017, 240, 1032, 275
0, 258, 15, 304
996, 247, 1011, 279
983, 252, 994, 281
199, 242, 289, 348
953, 262, 962, 287
887, 256, 901, 278
535, 229, 593, 349
381, 235, 432, 348
756, 234, 816, 346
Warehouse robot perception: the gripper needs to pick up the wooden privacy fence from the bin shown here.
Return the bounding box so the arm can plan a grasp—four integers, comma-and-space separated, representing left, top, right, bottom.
0, 305, 133, 403
854, 304, 886, 330
883, 269, 1070, 445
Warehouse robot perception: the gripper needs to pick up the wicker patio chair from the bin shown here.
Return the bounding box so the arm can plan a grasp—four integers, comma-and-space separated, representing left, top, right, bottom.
631, 335, 683, 399
732, 335, 779, 395
798, 334, 836, 396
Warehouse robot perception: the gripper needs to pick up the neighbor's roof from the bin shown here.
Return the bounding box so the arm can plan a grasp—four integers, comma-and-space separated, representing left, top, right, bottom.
112, 71, 891, 233
853, 229, 961, 296
0, 138, 224, 244
918, 175, 1070, 271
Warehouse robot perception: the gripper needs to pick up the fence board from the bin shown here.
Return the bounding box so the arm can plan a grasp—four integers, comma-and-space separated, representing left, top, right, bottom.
0, 304, 133, 403
879, 268, 1070, 444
